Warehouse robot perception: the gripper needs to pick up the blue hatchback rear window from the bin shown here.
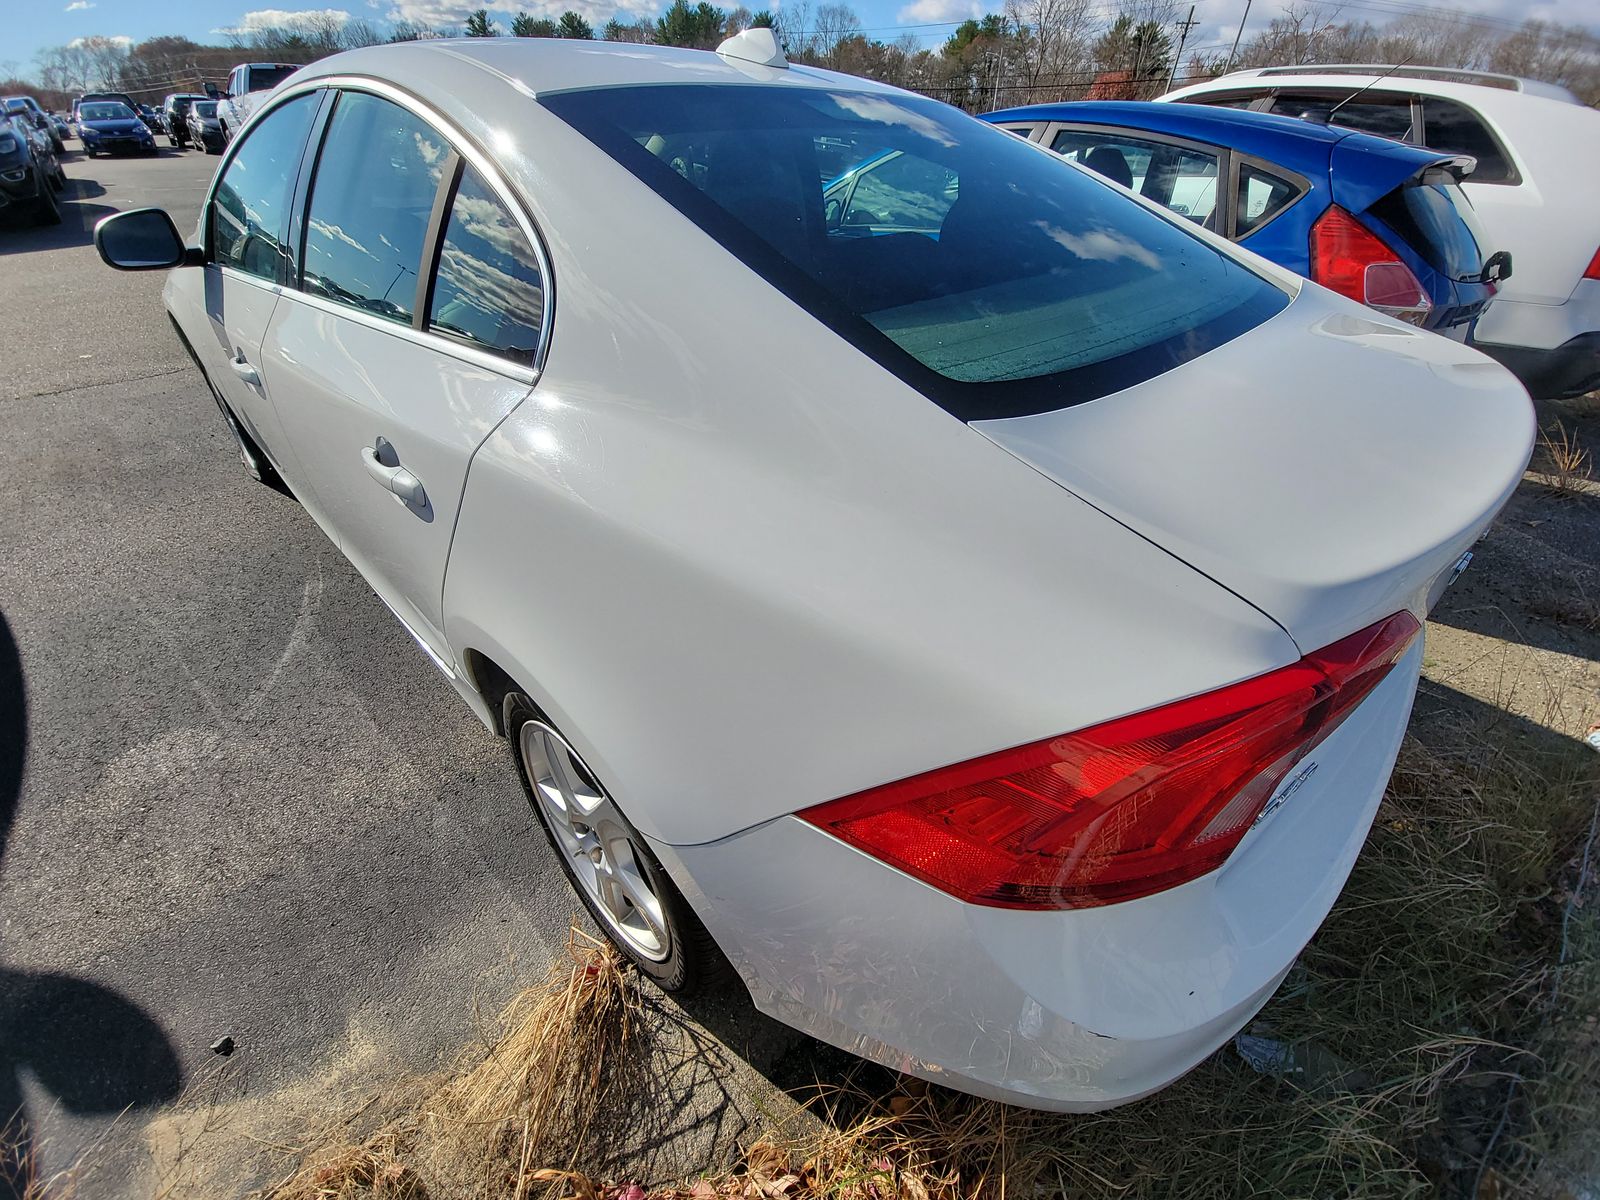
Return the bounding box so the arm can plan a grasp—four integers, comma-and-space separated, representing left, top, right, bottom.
541, 85, 1288, 421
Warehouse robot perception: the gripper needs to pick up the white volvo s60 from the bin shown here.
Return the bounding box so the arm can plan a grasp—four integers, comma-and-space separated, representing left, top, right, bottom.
95, 30, 1534, 1110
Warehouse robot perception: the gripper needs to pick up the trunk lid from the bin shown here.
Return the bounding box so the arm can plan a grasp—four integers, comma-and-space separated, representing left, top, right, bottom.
972, 286, 1534, 651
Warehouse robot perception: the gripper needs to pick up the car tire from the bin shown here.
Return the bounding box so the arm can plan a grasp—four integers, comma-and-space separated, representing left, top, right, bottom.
504, 692, 727, 995
33, 180, 61, 226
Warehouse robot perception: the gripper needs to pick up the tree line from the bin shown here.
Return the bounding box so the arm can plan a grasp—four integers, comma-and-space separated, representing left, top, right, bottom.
11, 0, 1597, 115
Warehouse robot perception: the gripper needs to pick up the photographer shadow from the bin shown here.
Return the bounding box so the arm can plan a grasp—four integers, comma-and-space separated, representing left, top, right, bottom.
0, 611, 182, 1196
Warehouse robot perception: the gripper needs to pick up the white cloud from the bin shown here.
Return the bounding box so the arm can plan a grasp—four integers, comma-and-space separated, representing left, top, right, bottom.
67, 33, 132, 47
895, 0, 979, 24
381, 0, 654, 29
230, 6, 352, 32
64, 1, 95, 11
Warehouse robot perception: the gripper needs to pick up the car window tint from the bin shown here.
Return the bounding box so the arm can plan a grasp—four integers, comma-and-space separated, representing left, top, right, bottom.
1269, 91, 1414, 140
1422, 99, 1514, 184
303, 91, 448, 325
1235, 163, 1300, 237
1051, 130, 1221, 228
542, 84, 1286, 422
426, 166, 545, 366
211, 90, 319, 284
832, 151, 959, 235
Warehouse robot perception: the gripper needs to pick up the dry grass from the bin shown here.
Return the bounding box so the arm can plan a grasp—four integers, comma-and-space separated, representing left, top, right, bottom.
1536, 421, 1594, 497
257, 927, 643, 1200
241, 715, 1599, 1200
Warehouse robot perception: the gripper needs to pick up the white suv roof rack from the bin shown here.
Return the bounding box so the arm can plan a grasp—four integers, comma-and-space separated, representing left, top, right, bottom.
1225, 64, 1579, 104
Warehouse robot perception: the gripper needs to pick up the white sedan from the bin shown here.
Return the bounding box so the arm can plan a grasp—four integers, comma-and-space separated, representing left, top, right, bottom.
95, 32, 1533, 1111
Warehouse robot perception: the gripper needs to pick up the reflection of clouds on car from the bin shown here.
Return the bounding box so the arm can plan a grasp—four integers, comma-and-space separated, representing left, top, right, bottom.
429, 171, 544, 364
1034, 222, 1163, 270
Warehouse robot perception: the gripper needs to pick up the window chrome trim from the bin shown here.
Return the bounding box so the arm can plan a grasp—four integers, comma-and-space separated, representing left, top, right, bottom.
203, 72, 555, 383
274, 284, 540, 384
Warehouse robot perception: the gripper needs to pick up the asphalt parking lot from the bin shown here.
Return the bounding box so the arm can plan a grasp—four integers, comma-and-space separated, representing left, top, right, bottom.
0, 144, 652, 1191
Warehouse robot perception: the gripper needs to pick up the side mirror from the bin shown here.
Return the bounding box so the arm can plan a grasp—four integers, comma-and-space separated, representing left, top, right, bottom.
95, 209, 197, 271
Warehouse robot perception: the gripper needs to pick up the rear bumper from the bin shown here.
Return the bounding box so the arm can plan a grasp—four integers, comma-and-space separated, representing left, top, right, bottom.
658, 642, 1421, 1110
1475, 332, 1600, 401
1472, 282, 1600, 398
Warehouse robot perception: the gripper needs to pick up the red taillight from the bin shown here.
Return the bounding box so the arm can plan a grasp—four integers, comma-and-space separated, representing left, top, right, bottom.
800, 612, 1421, 910
1310, 206, 1433, 326
1584, 245, 1600, 280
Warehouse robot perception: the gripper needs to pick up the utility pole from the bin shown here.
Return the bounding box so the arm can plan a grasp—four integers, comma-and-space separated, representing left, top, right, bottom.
1166, 4, 1199, 93
1224, 0, 1252, 73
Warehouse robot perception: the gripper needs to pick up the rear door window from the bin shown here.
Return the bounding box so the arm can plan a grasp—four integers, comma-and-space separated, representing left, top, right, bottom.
302, 91, 449, 325
1269, 91, 1415, 140
1051, 129, 1222, 228
541, 84, 1287, 422
1421, 99, 1516, 184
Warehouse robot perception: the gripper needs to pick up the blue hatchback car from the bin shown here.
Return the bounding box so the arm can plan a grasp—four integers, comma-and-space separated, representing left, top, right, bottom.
979, 101, 1503, 340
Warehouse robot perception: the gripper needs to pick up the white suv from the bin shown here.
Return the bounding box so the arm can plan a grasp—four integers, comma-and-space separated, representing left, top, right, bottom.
1162, 66, 1600, 399
214, 62, 300, 144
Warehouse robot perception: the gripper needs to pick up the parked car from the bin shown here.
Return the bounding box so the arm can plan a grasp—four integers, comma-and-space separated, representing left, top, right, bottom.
3, 96, 65, 153
137, 102, 163, 131
983, 101, 1502, 340
161, 93, 210, 147
185, 99, 226, 153
72, 91, 139, 124
212, 62, 299, 142
49, 112, 72, 145
77, 100, 157, 156
94, 33, 1534, 1112
0, 113, 66, 225
1161, 65, 1600, 399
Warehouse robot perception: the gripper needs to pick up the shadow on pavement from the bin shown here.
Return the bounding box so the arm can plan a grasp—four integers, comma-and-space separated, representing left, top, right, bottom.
0, 174, 114, 257
0, 610, 183, 1197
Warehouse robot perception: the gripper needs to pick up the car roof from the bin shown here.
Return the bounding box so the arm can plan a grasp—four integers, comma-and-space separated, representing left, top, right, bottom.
295, 36, 901, 101
1163, 68, 1582, 111
984, 98, 1454, 184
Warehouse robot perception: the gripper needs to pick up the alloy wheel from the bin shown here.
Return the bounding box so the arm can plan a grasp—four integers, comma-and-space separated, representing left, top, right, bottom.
519, 720, 671, 962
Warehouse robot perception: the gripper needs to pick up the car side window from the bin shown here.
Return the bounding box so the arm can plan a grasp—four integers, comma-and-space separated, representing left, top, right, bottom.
838, 152, 959, 235
1235, 163, 1300, 237
1269, 91, 1415, 141
302, 91, 449, 325
1052, 129, 1221, 228
211, 90, 319, 284
1422, 98, 1515, 184
425, 166, 545, 366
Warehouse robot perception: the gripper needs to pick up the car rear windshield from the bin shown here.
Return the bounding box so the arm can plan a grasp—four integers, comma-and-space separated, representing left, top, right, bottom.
541, 85, 1288, 421
1371, 178, 1488, 281
249, 66, 298, 92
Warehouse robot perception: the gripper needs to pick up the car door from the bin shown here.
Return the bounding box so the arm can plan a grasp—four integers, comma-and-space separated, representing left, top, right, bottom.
195, 88, 324, 501
262, 86, 548, 664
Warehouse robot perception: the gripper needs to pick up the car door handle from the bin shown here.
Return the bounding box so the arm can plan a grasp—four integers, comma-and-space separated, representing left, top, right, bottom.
361, 440, 427, 508
229, 352, 260, 386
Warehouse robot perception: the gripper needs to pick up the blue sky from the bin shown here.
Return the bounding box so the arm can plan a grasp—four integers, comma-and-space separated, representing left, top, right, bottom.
7, 0, 1595, 82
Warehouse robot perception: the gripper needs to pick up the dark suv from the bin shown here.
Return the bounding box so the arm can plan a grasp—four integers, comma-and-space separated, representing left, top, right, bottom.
161, 93, 210, 148
0, 114, 66, 226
